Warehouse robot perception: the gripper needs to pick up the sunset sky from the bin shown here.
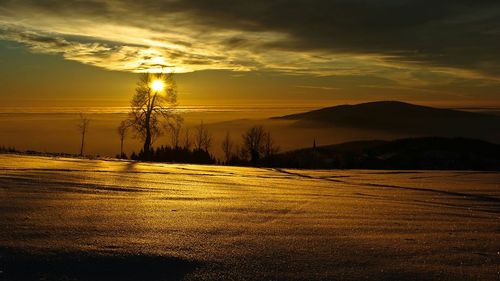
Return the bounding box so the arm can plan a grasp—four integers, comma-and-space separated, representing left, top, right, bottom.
1, 0, 499, 107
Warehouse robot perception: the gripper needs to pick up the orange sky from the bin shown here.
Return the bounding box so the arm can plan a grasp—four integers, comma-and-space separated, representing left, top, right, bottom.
1, 1, 499, 109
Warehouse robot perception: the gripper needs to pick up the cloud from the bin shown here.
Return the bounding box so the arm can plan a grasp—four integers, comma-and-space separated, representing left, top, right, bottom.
0, 0, 499, 90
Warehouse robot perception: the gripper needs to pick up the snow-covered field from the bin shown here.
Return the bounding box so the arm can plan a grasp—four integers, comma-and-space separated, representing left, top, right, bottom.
0, 154, 499, 281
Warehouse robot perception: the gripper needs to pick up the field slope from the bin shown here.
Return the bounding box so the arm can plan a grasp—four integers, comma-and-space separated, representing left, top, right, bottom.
0, 154, 499, 281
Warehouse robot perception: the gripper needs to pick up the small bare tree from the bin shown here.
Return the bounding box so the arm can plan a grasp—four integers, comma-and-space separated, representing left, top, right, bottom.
194, 121, 212, 152
128, 72, 178, 157
168, 116, 184, 149
263, 131, 279, 159
242, 126, 266, 165
221, 132, 234, 163
117, 120, 128, 158
183, 128, 192, 150
77, 113, 90, 156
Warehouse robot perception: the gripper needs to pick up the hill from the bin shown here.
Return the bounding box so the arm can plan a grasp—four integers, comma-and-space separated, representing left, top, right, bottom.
274, 137, 500, 170
273, 101, 500, 141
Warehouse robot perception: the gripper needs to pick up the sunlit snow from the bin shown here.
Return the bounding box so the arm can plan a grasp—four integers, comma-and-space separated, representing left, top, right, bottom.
0, 155, 499, 280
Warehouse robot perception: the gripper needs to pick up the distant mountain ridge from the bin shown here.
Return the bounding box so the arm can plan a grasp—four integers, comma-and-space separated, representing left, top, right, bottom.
273, 137, 500, 170
273, 101, 500, 141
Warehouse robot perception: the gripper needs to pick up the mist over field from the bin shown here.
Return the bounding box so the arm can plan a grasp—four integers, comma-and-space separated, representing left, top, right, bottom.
4, 103, 497, 159
0, 106, 407, 158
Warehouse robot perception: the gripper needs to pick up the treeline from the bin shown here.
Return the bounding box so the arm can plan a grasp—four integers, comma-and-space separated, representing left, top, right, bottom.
126, 121, 216, 164
120, 121, 280, 167
220, 125, 279, 166
131, 146, 215, 164
271, 137, 500, 170
0, 146, 17, 153
0, 146, 81, 158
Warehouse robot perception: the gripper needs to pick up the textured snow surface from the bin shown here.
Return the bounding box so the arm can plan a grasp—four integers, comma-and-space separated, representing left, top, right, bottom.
0, 155, 499, 280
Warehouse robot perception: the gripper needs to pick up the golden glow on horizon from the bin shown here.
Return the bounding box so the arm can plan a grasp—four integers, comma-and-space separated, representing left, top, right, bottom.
151, 80, 165, 92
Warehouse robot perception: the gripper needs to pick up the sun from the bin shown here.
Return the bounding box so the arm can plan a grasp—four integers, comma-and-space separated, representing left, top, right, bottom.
151, 80, 165, 92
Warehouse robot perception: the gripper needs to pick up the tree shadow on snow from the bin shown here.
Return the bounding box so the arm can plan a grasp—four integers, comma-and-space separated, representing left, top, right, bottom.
0, 248, 201, 281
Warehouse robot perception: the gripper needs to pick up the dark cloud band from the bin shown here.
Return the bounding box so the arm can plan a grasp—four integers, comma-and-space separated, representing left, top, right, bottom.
1, 0, 499, 78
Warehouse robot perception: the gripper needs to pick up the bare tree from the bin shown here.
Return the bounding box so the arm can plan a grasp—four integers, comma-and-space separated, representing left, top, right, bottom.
242, 126, 266, 165
183, 127, 192, 150
263, 131, 279, 159
128, 72, 178, 157
236, 144, 245, 162
77, 113, 90, 156
194, 121, 212, 152
168, 116, 183, 149
117, 120, 128, 158
221, 132, 234, 163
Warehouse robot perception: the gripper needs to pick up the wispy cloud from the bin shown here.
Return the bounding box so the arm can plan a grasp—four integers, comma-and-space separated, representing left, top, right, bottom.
295, 85, 340, 91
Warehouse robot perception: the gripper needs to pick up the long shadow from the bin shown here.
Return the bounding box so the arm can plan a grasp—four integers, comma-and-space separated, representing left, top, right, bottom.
274, 168, 500, 205
0, 248, 201, 281
363, 182, 500, 204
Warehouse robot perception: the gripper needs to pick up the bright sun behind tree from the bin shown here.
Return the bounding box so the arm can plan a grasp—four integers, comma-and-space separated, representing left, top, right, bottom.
150, 79, 165, 92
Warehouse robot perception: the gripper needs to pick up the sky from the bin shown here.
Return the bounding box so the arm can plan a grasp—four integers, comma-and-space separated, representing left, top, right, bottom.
0, 0, 499, 107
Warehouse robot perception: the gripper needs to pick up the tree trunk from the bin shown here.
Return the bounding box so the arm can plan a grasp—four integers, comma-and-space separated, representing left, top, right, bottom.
120, 137, 124, 158
80, 131, 85, 156
251, 150, 259, 166
143, 133, 151, 158
143, 113, 151, 158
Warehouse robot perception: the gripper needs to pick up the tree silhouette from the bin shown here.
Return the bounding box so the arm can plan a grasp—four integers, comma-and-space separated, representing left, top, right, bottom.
221, 132, 234, 163
77, 113, 90, 156
263, 131, 279, 160
168, 117, 184, 149
242, 126, 266, 165
194, 121, 212, 152
239, 126, 279, 166
128, 73, 178, 158
117, 120, 128, 159
183, 128, 192, 150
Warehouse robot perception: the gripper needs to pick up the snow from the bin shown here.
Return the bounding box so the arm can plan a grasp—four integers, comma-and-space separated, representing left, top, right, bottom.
0, 154, 499, 280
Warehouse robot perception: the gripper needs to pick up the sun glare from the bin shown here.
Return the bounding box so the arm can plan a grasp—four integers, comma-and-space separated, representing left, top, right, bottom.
151, 80, 165, 92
